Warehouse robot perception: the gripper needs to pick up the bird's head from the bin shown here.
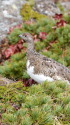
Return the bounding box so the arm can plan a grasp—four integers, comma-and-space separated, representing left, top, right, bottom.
19, 33, 33, 43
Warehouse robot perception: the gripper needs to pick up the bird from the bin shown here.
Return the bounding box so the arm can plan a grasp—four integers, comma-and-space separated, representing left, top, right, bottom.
19, 33, 70, 84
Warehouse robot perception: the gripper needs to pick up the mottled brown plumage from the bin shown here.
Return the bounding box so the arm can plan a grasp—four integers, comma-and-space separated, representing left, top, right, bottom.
19, 33, 70, 83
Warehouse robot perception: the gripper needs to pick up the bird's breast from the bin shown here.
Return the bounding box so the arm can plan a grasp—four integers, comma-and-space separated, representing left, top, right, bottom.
26, 60, 54, 83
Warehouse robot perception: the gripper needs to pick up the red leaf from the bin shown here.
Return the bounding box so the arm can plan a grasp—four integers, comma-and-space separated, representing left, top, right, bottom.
17, 43, 23, 49
4, 48, 13, 58
18, 39, 24, 44
54, 14, 63, 20
39, 32, 47, 40
8, 27, 14, 34
3, 41, 23, 59
8, 24, 22, 34
33, 35, 40, 42
4, 45, 17, 58
56, 20, 67, 27
23, 78, 35, 87
15, 24, 22, 29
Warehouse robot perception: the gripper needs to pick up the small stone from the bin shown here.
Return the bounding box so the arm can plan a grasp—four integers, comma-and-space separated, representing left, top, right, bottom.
0, 75, 15, 86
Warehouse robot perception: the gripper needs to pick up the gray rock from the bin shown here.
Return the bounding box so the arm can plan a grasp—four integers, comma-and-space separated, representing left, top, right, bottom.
61, 2, 70, 11
34, 0, 60, 16
0, 0, 26, 42
0, 75, 15, 86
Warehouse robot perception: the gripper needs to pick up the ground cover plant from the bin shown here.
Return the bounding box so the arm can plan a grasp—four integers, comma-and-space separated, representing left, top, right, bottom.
0, 3, 70, 125
0, 81, 70, 125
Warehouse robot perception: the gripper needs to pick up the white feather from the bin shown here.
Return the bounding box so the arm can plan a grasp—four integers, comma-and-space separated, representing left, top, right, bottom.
26, 60, 54, 83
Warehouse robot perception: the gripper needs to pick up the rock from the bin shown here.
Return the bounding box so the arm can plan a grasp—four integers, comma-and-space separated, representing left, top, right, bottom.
61, 2, 70, 11
0, 0, 26, 43
0, 75, 15, 86
34, 0, 60, 16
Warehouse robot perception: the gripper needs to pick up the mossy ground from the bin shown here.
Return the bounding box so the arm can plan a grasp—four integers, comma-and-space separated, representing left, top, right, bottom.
0, 81, 70, 125
0, 3, 70, 125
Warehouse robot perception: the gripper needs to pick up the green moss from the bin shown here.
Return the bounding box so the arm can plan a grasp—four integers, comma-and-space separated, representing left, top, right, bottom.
0, 81, 70, 124
0, 52, 27, 79
8, 29, 23, 44
56, 25, 70, 46
26, 0, 34, 7
63, 14, 70, 24
2, 113, 17, 124
0, 86, 7, 99
20, 4, 46, 21
35, 41, 46, 51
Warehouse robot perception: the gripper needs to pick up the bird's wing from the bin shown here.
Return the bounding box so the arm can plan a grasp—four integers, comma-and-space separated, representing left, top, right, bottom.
28, 51, 70, 81
41, 56, 70, 80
